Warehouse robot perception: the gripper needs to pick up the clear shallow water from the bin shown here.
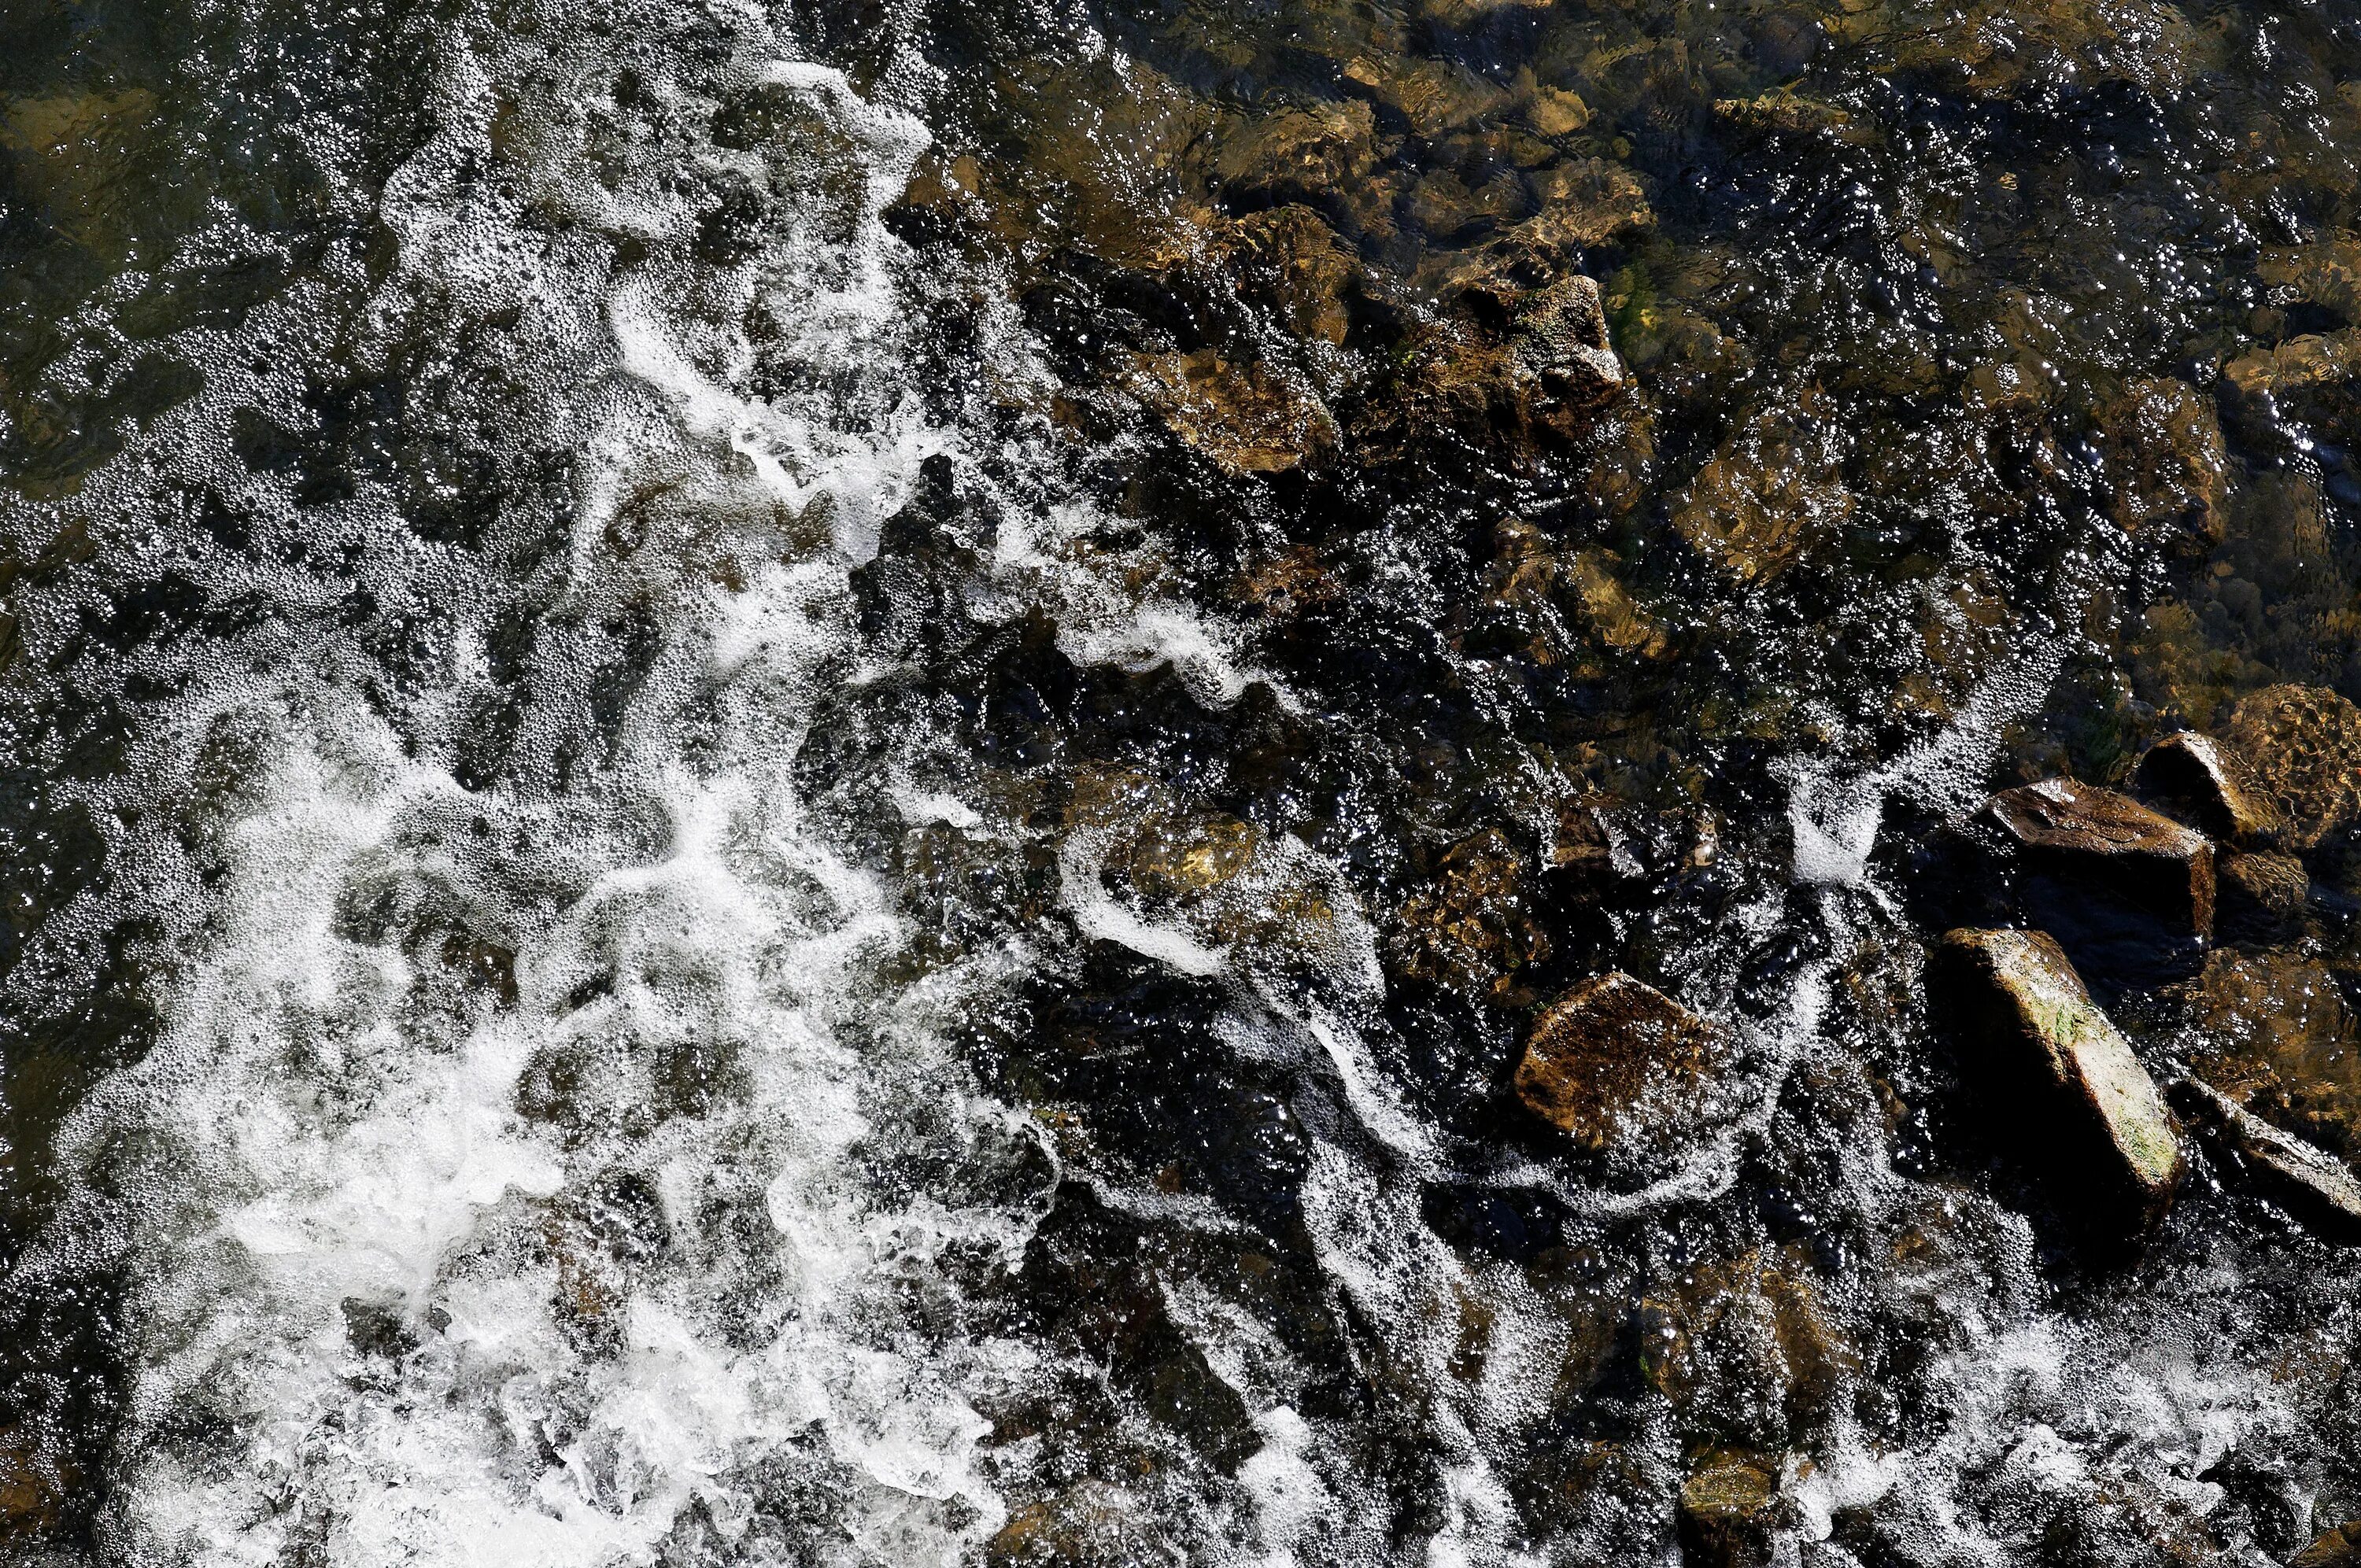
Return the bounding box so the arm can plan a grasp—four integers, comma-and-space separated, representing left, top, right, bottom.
2, 0, 2360, 1562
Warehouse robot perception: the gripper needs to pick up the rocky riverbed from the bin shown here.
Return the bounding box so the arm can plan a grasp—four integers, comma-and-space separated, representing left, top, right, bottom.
3, 0, 2361, 1562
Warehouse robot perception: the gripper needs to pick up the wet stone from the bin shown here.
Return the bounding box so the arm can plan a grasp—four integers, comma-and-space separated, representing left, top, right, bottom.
2172, 950, 2361, 1164
2169, 1078, 2361, 1242
985, 1480, 1174, 1566
2102, 377, 2228, 552
2220, 684, 2361, 852
2130, 730, 2282, 847
1677, 1448, 1790, 1568
1391, 829, 1550, 1002
1511, 273, 1626, 416
2295, 1521, 2361, 1568
1210, 100, 1387, 236
1513, 971, 1730, 1161
1980, 777, 2215, 938
1128, 349, 1337, 474
1932, 928, 2184, 1233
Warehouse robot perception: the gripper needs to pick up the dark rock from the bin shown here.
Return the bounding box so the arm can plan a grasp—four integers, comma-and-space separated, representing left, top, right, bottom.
2169, 1078, 2361, 1242
2220, 684, 2361, 852
1677, 1448, 1790, 1568
1513, 972, 1730, 1157
1980, 777, 2214, 938
2130, 731, 2282, 847
2215, 851, 2311, 943
1931, 928, 2184, 1232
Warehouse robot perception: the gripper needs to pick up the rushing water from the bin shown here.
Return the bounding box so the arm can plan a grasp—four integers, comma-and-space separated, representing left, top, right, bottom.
4, 0, 2361, 1562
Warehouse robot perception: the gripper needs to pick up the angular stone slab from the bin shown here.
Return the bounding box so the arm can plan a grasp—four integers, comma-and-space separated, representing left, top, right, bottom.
1980, 777, 2214, 936
2169, 1077, 2361, 1244
1514, 972, 1727, 1156
1934, 928, 2184, 1231
2130, 731, 2282, 847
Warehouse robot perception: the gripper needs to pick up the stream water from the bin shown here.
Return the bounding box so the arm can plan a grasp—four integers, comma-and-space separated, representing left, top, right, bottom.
4, 0, 2361, 1562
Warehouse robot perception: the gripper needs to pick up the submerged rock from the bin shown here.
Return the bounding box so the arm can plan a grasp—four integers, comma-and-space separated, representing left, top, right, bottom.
1933, 928, 2184, 1231
1980, 777, 2215, 937
1128, 349, 1337, 474
1672, 394, 1853, 585
2294, 1521, 2361, 1568
2170, 1078, 2361, 1242
1212, 100, 1381, 225
2102, 377, 2227, 551
2215, 851, 2311, 943
1676, 1448, 1790, 1568
2171, 950, 2361, 1164
1392, 829, 1550, 1002
2130, 731, 2281, 847
1513, 972, 1728, 1158
986, 1480, 1175, 1566
1639, 1245, 1857, 1449
2220, 684, 2361, 852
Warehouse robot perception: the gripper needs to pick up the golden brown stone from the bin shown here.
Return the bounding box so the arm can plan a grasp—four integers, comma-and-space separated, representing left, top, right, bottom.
1513, 972, 1727, 1153
2221, 684, 2361, 850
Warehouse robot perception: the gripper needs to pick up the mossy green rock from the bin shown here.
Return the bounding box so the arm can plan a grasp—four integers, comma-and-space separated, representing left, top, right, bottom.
1935, 928, 2185, 1232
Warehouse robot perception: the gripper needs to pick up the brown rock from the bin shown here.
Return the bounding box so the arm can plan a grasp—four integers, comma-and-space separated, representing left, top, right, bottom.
2170, 1077, 2361, 1241
1639, 1245, 1857, 1443
2258, 241, 2361, 324
1672, 394, 1853, 585
2172, 950, 2361, 1163
1213, 101, 1379, 216
2130, 731, 2282, 847
1219, 205, 1360, 345
986, 1481, 1173, 1566
1677, 1449, 1790, 1568
1393, 829, 1551, 1001
2293, 1520, 2361, 1568
0, 1433, 61, 1537
1523, 87, 1592, 138
1513, 972, 1729, 1155
1932, 928, 2185, 1231
1526, 157, 1654, 244
2220, 684, 2361, 851
1512, 273, 1625, 414
1406, 167, 1528, 242
1343, 54, 1509, 138
1128, 349, 1337, 474
1713, 90, 1855, 136
2224, 327, 2361, 398
2103, 378, 2227, 549
1979, 777, 2215, 936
